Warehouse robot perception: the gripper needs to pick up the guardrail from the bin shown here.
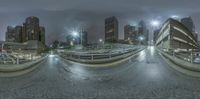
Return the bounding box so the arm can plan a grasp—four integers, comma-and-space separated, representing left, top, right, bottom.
158, 48, 200, 72
0, 55, 47, 72
162, 49, 200, 64
59, 47, 145, 64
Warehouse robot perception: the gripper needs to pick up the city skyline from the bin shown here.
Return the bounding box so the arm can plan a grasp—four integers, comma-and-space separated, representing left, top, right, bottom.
1, 1, 200, 98
1, 0, 200, 45
6, 16, 45, 45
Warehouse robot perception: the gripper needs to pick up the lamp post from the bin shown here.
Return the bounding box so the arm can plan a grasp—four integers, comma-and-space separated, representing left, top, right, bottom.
72, 30, 83, 46
150, 20, 160, 46
98, 38, 104, 49
72, 31, 79, 45
139, 36, 144, 46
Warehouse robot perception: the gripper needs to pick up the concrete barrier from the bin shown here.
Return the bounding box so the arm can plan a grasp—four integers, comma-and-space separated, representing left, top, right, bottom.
158, 49, 200, 72
0, 56, 47, 72
59, 48, 145, 67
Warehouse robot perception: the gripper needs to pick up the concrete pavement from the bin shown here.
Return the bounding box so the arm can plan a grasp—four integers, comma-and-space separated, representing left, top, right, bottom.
0, 46, 200, 98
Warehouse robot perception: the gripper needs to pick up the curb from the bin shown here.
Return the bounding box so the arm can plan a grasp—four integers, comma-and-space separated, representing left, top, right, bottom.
159, 51, 200, 77
0, 56, 47, 77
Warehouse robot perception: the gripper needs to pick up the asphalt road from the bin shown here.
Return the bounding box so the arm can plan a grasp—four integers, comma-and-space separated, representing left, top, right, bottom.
1, 46, 200, 99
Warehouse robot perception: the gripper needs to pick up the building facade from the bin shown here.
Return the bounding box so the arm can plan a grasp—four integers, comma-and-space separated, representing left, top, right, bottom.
81, 31, 88, 46
6, 26, 16, 42
181, 17, 197, 41
155, 18, 199, 51
24, 16, 40, 41
153, 29, 160, 44
105, 16, 118, 43
181, 17, 195, 33
138, 20, 149, 45
39, 26, 45, 45
124, 25, 138, 44
14, 26, 23, 42
5, 16, 46, 45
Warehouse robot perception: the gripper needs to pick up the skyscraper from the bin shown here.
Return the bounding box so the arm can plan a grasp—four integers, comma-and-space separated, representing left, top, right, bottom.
81, 31, 88, 46
14, 26, 23, 42
24, 16, 40, 41
124, 25, 134, 40
6, 16, 46, 45
153, 29, 160, 44
181, 17, 195, 33
6, 26, 16, 42
39, 26, 45, 45
105, 16, 118, 43
124, 25, 137, 44
181, 17, 197, 41
138, 20, 149, 45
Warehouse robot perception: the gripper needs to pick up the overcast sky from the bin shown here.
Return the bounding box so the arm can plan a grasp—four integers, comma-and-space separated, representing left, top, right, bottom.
0, 0, 200, 45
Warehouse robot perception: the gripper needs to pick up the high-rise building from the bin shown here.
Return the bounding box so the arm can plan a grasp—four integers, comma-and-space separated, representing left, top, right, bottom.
6, 26, 16, 42
153, 29, 160, 44
5, 16, 46, 45
24, 16, 40, 41
124, 25, 137, 44
155, 18, 199, 50
39, 26, 45, 45
81, 31, 88, 46
181, 17, 195, 33
14, 26, 23, 42
124, 25, 134, 40
181, 17, 197, 41
6, 26, 23, 43
138, 20, 149, 45
105, 16, 118, 43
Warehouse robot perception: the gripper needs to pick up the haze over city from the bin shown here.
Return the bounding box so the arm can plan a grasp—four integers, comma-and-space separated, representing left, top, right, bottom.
1, 0, 200, 99
1, 0, 200, 44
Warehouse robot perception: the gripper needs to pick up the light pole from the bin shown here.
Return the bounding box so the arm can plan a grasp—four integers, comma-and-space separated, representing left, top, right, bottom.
72, 31, 79, 45
99, 38, 104, 49
150, 20, 160, 46
72, 30, 83, 46
139, 36, 144, 46
99, 38, 104, 44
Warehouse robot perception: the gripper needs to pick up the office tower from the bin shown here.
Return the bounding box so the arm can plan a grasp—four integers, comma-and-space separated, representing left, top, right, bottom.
105, 16, 118, 43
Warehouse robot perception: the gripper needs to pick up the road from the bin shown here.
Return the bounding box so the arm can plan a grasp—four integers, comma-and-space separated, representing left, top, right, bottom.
1, 46, 200, 99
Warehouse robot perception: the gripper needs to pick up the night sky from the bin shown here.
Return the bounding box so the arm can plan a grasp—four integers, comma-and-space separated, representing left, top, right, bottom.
0, 0, 200, 45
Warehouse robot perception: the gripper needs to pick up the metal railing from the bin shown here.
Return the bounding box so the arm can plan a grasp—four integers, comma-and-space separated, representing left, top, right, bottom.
161, 49, 200, 64
0, 52, 46, 65
59, 46, 145, 63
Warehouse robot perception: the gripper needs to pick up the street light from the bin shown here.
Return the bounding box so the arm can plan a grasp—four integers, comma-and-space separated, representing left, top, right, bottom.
150, 20, 160, 45
71, 30, 80, 45
150, 20, 160, 27
72, 31, 79, 37
139, 36, 144, 41
138, 36, 145, 46
99, 39, 103, 43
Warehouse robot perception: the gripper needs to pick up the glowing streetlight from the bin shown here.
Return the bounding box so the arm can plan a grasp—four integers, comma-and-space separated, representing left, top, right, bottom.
99, 39, 103, 43
138, 36, 145, 45
150, 20, 160, 27
139, 36, 144, 41
72, 31, 79, 37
